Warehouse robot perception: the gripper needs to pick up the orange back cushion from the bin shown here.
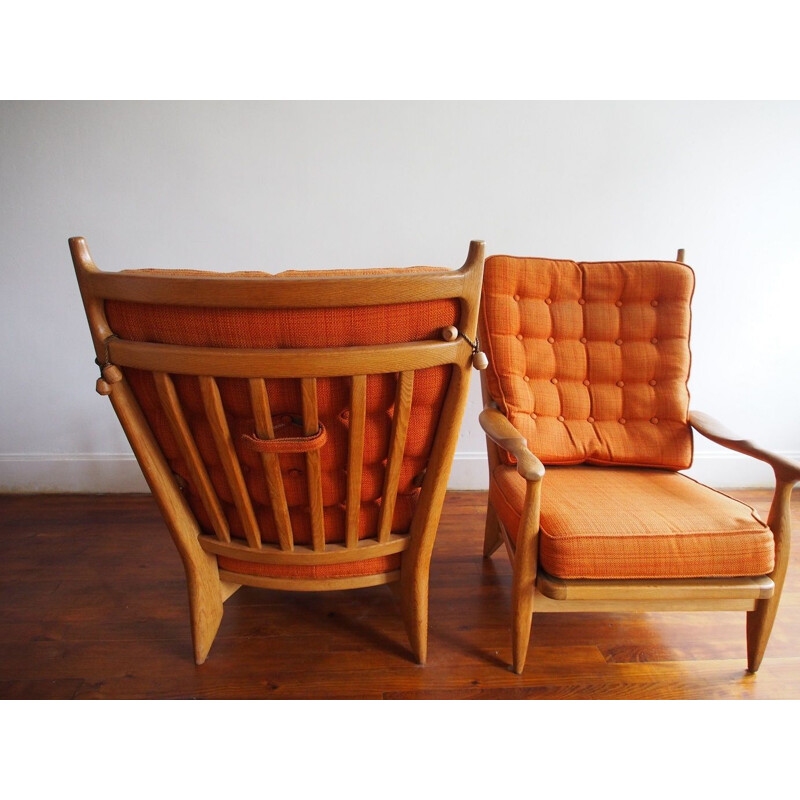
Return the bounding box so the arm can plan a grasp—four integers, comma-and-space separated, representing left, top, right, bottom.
479, 256, 694, 469
105, 268, 459, 545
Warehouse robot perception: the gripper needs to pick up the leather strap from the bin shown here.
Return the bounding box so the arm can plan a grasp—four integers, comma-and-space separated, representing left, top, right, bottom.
242, 417, 327, 454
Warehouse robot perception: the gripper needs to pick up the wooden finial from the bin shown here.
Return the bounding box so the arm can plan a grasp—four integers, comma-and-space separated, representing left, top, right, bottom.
96, 378, 112, 395
441, 326, 459, 342
102, 364, 123, 384
472, 351, 489, 370
677, 248, 685, 262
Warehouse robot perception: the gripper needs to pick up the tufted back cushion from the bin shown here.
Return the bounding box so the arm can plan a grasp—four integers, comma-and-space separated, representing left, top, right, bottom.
105, 268, 458, 546
479, 256, 694, 469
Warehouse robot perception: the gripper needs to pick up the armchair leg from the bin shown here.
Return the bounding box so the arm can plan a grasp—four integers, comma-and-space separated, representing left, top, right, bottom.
184, 553, 226, 665
483, 500, 503, 558
747, 478, 793, 673
511, 568, 535, 674
400, 556, 429, 665
746, 598, 779, 673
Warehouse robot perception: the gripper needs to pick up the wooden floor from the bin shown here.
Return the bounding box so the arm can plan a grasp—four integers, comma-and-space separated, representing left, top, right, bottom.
1, 489, 798, 700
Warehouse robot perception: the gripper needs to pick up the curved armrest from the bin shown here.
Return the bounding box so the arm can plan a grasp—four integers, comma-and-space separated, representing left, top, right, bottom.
689, 410, 800, 484
479, 407, 545, 482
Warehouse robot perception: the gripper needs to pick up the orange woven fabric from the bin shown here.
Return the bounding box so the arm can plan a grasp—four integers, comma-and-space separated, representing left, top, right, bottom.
105, 267, 459, 551
217, 553, 401, 579
490, 465, 775, 579
479, 256, 694, 469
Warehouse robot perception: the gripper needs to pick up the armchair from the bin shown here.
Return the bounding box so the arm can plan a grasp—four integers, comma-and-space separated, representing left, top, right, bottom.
71, 237, 484, 665
478, 251, 797, 674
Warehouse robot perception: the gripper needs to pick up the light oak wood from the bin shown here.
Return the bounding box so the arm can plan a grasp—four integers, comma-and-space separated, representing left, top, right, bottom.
479, 406, 545, 482
154, 372, 231, 544
107, 337, 468, 379
479, 251, 799, 675
82, 265, 471, 308
378, 370, 414, 543
301, 378, 326, 552
200, 375, 262, 550
199, 532, 410, 564
690, 410, 800, 483
70, 236, 485, 665
537, 573, 774, 601
248, 378, 294, 551
345, 375, 367, 549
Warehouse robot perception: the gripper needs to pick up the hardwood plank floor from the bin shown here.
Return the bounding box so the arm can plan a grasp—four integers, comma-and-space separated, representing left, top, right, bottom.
1, 489, 798, 699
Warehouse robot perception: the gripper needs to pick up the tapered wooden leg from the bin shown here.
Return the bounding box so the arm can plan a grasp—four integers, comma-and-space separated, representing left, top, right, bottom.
483, 499, 503, 558
746, 597, 781, 673
509, 477, 542, 674
185, 552, 230, 665
400, 556, 429, 664
510, 561, 536, 674
746, 479, 794, 672
107, 380, 228, 665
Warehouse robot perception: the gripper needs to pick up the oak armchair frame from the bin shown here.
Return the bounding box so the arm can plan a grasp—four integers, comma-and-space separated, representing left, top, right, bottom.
71, 237, 485, 665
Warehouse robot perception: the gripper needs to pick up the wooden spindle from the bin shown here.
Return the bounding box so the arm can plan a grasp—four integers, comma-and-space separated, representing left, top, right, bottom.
346, 375, 367, 549
248, 378, 294, 551
301, 378, 326, 551
378, 370, 414, 543
154, 372, 231, 543
199, 376, 261, 549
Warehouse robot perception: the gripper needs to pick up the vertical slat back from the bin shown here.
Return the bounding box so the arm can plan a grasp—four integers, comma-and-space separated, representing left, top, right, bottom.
346, 374, 367, 549
199, 375, 262, 550
248, 378, 294, 551
73, 237, 486, 562
301, 377, 326, 551
153, 371, 231, 543
377, 370, 415, 543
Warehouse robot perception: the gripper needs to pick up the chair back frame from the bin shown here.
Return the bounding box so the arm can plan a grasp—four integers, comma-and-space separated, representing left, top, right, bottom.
71, 237, 485, 664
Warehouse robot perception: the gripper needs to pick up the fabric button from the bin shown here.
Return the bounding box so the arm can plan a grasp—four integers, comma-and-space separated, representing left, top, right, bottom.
619, 417, 626, 424
557, 415, 565, 422
523, 375, 530, 382
649, 379, 657, 386
547, 336, 555, 344
583, 379, 591, 386
616, 380, 625, 388
513, 294, 520, 301
587, 416, 595, 423
578, 298, 586, 305
651, 417, 659, 424
545, 298, 552, 305
580, 337, 587, 344
550, 377, 558, 384
516, 333, 524, 341
530, 412, 537, 420
651, 337, 659, 344
651, 300, 659, 307
615, 300, 623, 307
615, 339, 623, 346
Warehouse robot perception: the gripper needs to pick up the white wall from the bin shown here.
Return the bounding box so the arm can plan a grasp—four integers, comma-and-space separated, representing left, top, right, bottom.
1, 100, 799, 491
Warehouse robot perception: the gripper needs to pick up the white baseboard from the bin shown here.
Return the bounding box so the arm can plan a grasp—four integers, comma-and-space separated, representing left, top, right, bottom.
0, 453, 149, 493
1, 450, 797, 493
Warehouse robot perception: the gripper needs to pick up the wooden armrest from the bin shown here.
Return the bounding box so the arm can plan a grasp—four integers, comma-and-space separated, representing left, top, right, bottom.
689, 410, 800, 484
479, 407, 545, 482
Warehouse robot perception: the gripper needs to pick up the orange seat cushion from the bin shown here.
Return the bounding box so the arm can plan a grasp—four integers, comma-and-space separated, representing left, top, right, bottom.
490, 465, 775, 579
479, 256, 694, 469
105, 266, 459, 549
